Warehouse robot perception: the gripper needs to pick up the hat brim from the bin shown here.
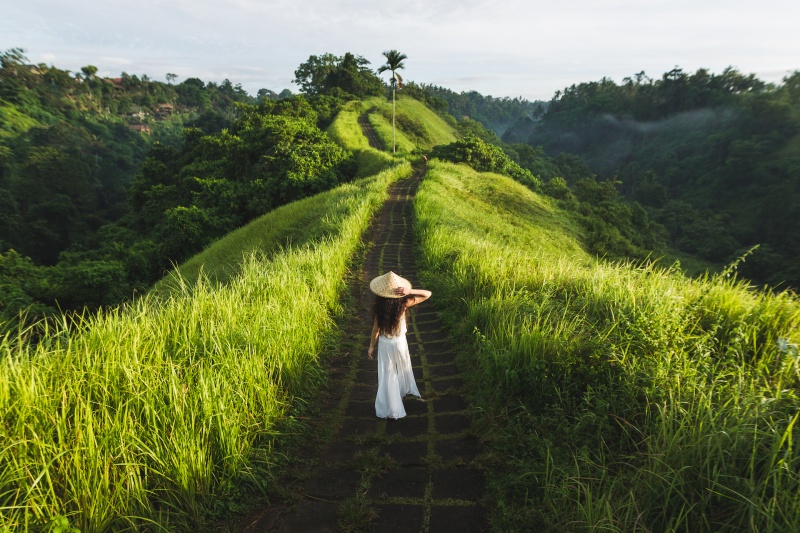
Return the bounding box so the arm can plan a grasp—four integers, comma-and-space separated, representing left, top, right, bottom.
369, 272, 412, 298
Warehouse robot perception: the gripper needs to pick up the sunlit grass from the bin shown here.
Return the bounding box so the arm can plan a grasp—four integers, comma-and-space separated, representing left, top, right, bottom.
155, 172, 399, 291
0, 162, 411, 531
326, 100, 396, 178
392, 96, 458, 148
366, 109, 416, 154
415, 159, 800, 532
362, 95, 457, 154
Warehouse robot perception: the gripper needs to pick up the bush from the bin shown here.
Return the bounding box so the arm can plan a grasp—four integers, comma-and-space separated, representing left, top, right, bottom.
431, 136, 542, 191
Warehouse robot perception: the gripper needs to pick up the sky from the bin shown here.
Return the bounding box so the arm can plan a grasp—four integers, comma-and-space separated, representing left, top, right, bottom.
1, 0, 798, 102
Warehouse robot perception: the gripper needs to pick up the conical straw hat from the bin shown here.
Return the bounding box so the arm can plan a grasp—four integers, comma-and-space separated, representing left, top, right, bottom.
369, 271, 411, 298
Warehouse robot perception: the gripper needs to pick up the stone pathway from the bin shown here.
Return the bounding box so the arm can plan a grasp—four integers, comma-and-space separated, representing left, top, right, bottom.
245, 167, 487, 532
358, 109, 383, 151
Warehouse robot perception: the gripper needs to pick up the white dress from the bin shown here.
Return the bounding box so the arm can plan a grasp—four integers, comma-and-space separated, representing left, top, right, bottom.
375, 315, 421, 419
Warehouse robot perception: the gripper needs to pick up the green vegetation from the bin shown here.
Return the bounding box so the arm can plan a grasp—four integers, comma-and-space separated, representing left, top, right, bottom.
416, 159, 800, 531
0, 48, 276, 263
154, 173, 387, 292
125, 97, 355, 269
0, 48, 299, 327
367, 109, 416, 154
419, 84, 545, 136
362, 95, 458, 155
293, 52, 384, 99
0, 162, 411, 531
326, 100, 395, 178
432, 136, 666, 261
510, 67, 800, 288
3, 45, 798, 533
431, 135, 542, 192
0, 49, 459, 329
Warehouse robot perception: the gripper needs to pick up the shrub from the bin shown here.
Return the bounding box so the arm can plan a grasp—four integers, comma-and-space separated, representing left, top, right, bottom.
431, 136, 542, 191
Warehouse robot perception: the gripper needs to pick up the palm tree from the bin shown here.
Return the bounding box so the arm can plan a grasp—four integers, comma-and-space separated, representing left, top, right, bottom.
377, 50, 407, 153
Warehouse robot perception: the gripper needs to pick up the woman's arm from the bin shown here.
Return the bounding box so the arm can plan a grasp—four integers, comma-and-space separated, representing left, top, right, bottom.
367, 317, 379, 359
393, 286, 432, 307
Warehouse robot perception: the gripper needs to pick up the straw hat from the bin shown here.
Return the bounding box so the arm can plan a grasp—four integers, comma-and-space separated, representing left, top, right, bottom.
369, 271, 411, 298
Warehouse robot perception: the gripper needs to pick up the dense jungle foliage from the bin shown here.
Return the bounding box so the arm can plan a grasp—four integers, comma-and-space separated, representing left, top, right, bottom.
4, 49, 798, 331
504, 67, 800, 288
432, 135, 668, 260
1, 48, 376, 327
420, 83, 545, 136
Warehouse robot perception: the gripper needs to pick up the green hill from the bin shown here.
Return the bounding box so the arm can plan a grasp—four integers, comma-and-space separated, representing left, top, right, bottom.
416, 159, 800, 531
2, 83, 798, 533
512, 68, 800, 289
0, 87, 450, 530
362, 94, 458, 153
0, 161, 414, 531
325, 99, 396, 177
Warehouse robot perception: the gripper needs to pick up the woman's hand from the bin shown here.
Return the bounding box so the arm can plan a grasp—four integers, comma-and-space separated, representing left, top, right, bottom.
368, 347, 374, 360
394, 286, 410, 296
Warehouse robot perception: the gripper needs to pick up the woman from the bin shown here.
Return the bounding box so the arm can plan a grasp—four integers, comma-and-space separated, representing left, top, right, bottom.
367, 271, 431, 419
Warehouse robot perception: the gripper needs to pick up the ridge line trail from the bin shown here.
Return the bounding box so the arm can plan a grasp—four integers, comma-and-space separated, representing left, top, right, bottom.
358, 108, 383, 151
247, 165, 488, 532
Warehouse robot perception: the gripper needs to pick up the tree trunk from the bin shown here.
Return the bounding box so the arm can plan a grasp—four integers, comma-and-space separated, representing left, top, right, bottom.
392, 86, 396, 153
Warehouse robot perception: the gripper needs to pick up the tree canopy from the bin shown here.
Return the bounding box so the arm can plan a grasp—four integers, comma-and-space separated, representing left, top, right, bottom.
510, 67, 800, 287
0, 49, 350, 328
293, 52, 384, 98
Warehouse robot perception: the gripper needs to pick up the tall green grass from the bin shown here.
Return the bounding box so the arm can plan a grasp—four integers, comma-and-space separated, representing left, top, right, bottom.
154, 175, 393, 292
415, 160, 800, 531
0, 162, 411, 531
362, 95, 457, 154
326, 100, 396, 178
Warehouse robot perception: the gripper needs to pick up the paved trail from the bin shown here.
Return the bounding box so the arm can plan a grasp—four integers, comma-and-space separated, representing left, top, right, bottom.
246, 135, 486, 533
358, 109, 383, 151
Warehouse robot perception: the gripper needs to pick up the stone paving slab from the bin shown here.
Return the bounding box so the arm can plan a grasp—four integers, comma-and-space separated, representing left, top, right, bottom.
436, 435, 482, 464
369, 467, 429, 499
277, 501, 339, 533
373, 504, 425, 532
429, 505, 488, 532
382, 441, 428, 466
435, 414, 472, 434
434, 395, 469, 413
385, 416, 429, 438
303, 467, 360, 499
431, 469, 486, 501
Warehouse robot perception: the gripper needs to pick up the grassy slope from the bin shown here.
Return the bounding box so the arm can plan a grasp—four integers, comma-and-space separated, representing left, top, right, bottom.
416, 160, 800, 531
363, 95, 458, 154
1, 131, 411, 532
156, 176, 383, 292
161, 98, 416, 292
326, 99, 397, 178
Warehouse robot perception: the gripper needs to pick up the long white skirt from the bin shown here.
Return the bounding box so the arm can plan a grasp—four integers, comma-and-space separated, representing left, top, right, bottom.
375, 333, 421, 419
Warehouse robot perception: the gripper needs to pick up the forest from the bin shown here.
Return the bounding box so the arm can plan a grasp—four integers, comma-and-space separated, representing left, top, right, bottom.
2, 48, 798, 329
419, 83, 545, 136
0, 50, 382, 328
502, 67, 800, 288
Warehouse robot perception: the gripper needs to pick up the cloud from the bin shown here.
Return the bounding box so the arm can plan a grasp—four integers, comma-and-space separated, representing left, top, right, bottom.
1, 0, 798, 100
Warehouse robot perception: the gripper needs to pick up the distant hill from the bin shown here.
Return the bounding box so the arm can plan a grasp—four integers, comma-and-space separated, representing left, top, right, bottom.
0, 47, 282, 265
508, 67, 800, 288
417, 83, 546, 136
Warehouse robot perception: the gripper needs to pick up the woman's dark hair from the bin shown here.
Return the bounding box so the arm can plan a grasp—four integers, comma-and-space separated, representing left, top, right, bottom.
372, 295, 415, 336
